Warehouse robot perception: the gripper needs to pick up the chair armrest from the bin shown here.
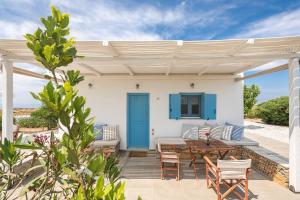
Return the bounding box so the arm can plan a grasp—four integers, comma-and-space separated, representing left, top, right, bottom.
203, 156, 218, 171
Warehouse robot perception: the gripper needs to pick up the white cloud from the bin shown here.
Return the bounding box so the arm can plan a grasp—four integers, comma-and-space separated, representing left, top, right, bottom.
50, 0, 235, 40
234, 8, 300, 38
0, 20, 38, 39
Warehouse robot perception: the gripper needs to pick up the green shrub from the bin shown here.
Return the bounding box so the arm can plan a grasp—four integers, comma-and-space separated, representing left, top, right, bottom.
256, 96, 289, 126
244, 85, 260, 117
17, 117, 47, 128
30, 106, 57, 129
246, 107, 259, 119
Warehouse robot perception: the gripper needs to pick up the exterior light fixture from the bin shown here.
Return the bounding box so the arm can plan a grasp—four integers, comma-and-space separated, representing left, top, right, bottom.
88, 83, 93, 88
136, 83, 140, 89
190, 83, 195, 89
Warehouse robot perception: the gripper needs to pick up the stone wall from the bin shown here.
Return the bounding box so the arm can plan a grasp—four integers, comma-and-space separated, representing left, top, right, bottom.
240, 146, 289, 187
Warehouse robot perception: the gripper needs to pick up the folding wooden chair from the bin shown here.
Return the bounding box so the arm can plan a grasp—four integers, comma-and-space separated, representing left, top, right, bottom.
204, 156, 251, 200
160, 144, 180, 181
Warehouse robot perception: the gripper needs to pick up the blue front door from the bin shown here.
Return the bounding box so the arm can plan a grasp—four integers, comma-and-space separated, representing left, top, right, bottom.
127, 93, 149, 149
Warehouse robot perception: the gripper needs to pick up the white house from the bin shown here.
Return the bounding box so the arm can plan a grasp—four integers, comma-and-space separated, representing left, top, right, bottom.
0, 36, 299, 191
78, 75, 243, 150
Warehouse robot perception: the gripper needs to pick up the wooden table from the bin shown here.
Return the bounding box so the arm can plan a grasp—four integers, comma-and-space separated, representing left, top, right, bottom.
185, 139, 234, 179
186, 139, 234, 159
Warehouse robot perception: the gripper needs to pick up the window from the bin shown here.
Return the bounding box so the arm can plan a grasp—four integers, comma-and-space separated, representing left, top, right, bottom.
180, 95, 201, 117
169, 93, 216, 120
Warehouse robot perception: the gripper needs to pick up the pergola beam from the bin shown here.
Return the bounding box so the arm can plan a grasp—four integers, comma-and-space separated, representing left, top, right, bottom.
78, 63, 102, 76
6, 52, 296, 63
13, 65, 63, 82
166, 40, 183, 76
124, 64, 134, 76
198, 67, 209, 76
102, 41, 119, 57
235, 63, 288, 81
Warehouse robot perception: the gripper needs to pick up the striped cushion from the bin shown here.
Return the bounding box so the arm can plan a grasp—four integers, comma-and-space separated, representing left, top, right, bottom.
181, 124, 199, 140
103, 126, 118, 141
205, 123, 224, 139
222, 125, 233, 140
198, 126, 211, 139
225, 122, 244, 141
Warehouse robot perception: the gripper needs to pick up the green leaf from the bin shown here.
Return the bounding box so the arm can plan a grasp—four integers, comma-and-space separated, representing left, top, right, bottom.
14, 144, 41, 150
87, 155, 105, 175
43, 45, 53, 62
94, 176, 105, 198
60, 14, 69, 28
65, 47, 77, 57
76, 185, 85, 200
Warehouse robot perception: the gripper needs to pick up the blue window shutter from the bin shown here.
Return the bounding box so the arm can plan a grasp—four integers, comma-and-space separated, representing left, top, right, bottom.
203, 94, 217, 120
169, 94, 181, 119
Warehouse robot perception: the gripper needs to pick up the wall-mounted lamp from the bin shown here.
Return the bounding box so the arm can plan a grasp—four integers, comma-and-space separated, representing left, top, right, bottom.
88, 83, 93, 88
136, 83, 140, 89
190, 83, 195, 89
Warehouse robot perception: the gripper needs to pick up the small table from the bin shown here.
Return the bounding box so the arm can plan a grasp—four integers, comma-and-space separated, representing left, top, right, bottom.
186, 139, 234, 179
186, 139, 234, 159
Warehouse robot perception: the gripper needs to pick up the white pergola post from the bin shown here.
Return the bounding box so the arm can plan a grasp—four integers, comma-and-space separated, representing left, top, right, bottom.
0, 55, 14, 141
288, 56, 300, 192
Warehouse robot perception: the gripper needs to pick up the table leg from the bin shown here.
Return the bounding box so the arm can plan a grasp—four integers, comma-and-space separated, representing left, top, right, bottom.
219, 150, 230, 159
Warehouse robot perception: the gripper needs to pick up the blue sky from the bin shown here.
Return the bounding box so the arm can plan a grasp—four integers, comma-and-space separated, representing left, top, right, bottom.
0, 0, 300, 107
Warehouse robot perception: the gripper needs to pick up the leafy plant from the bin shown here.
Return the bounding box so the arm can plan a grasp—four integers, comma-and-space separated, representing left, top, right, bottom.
31, 106, 58, 129
16, 5, 129, 200
256, 96, 289, 126
0, 137, 40, 200
244, 84, 260, 117
17, 117, 48, 128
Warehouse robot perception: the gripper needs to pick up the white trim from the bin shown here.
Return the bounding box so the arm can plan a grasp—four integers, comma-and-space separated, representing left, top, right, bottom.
1, 56, 13, 141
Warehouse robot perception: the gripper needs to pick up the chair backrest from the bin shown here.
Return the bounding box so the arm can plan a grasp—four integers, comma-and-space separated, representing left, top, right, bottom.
217, 159, 251, 170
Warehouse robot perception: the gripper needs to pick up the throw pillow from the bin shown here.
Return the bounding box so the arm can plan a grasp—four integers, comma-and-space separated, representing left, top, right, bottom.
103, 126, 118, 141
222, 125, 234, 140
198, 125, 211, 140
181, 124, 199, 140
94, 123, 107, 140
205, 123, 224, 139
225, 122, 244, 141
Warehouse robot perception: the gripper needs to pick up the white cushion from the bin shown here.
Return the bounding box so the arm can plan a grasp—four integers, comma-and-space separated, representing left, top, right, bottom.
103, 126, 118, 141
221, 137, 259, 146
92, 139, 120, 148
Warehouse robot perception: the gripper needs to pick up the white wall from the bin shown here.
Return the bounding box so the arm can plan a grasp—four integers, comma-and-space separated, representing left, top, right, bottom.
78, 77, 244, 150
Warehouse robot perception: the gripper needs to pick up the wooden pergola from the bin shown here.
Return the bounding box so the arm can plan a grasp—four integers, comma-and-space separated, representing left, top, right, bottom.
0, 36, 299, 192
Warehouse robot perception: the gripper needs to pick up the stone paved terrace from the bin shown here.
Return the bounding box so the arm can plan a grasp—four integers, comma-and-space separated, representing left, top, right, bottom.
118, 151, 300, 200
244, 120, 289, 158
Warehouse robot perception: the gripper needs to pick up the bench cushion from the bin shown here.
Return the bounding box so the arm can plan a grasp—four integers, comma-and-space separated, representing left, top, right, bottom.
92, 139, 120, 148
220, 137, 258, 146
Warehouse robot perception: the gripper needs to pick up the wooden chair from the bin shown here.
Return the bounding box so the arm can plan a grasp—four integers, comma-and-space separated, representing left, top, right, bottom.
204, 156, 251, 200
160, 144, 180, 181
